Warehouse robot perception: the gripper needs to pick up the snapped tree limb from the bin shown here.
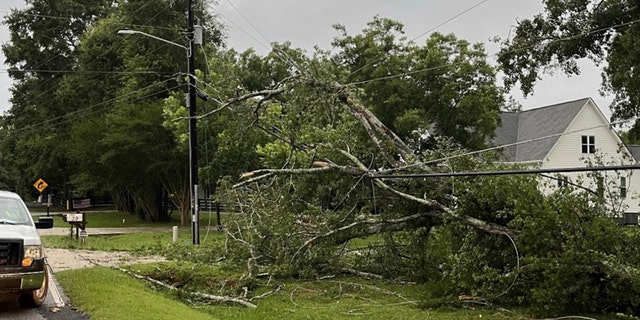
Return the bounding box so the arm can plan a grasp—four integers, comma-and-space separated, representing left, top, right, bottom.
292, 211, 439, 260
197, 76, 297, 120
338, 149, 517, 237
115, 266, 258, 308
333, 83, 432, 172
234, 163, 363, 188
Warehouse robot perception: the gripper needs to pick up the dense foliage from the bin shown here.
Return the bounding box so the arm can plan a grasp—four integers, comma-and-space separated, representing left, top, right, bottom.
333, 17, 503, 150
431, 175, 640, 315
1, 0, 221, 222
1, 2, 639, 316
497, 0, 640, 137
219, 134, 640, 316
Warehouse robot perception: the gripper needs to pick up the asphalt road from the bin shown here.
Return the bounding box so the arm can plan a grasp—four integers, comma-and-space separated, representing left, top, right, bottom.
0, 266, 88, 320
0, 216, 170, 319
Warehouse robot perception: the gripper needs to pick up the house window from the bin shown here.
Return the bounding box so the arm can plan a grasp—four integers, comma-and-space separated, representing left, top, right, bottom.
620, 177, 627, 198
581, 135, 595, 154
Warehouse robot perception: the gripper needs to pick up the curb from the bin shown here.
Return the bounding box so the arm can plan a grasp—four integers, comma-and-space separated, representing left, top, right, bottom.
46, 263, 67, 308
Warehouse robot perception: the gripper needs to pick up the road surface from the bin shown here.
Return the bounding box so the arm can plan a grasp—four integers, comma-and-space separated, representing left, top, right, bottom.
0, 226, 168, 319
0, 265, 87, 319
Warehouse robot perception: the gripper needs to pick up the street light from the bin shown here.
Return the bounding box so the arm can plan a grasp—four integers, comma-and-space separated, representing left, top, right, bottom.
118, 25, 201, 245
116, 30, 187, 50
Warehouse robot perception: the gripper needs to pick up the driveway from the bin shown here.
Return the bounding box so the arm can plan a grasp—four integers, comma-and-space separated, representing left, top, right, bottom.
0, 227, 168, 319
40, 226, 168, 273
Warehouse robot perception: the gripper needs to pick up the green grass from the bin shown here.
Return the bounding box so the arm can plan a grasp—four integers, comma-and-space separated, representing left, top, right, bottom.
43, 232, 178, 252
45, 211, 181, 228
40, 210, 224, 228
42, 229, 225, 253
197, 280, 506, 320
56, 265, 633, 320
56, 266, 522, 320
56, 267, 217, 320
346, 234, 385, 249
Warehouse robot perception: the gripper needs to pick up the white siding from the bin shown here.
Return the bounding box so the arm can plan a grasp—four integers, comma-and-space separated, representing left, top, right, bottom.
540, 100, 640, 214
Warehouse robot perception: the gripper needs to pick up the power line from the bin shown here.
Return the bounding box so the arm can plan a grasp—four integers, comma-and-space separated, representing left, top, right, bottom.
0, 54, 64, 109
208, 2, 308, 76
0, 10, 176, 31
8, 85, 183, 137
208, 5, 270, 50
184, 72, 637, 173
372, 164, 640, 179
8, 79, 182, 135
345, 17, 640, 87
0, 69, 167, 76
224, 0, 271, 45
381, 116, 637, 174
410, 0, 493, 43
0, 0, 176, 114
347, 0, 493, 79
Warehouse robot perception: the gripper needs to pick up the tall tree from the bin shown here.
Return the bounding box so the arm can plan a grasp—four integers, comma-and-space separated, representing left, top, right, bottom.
497, 0, 640, 132
332, 17, 504, 150
1, 0, 113, 198
62, 0, 222, 221
1, 0, 222, 221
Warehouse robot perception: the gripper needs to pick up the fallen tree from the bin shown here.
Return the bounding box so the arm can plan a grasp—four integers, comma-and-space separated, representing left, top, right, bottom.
209, 75, 640, 316
200, 32, 640, 315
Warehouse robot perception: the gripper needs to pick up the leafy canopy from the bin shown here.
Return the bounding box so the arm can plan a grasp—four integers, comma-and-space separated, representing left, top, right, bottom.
497, 0, 640, 132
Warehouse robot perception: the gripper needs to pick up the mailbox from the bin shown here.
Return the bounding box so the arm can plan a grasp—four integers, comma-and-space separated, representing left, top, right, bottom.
66, 213, 84, 222
62, 211, 87, 241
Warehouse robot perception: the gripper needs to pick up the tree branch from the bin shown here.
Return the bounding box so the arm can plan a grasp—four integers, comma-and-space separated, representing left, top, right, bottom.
115, 266, 257, 308
333, 83, 432, 172
197, 85, 290, 120
338, 149, 517, 237
294, 211, 438, 259
234, 163, 364, 188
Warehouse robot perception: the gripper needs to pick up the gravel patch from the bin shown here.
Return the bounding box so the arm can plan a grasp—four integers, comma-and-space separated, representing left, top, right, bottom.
45, 248, 166, 272
39, 227, 170, 271
46, 248, 166, 272
38, 227, 171, 272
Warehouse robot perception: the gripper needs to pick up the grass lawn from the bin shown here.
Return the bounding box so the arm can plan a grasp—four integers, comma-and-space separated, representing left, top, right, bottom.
42, 228, 226, 253
56, 267, 217, 320
46, 211, 181, 228
56, 264, 633, 320
34, 209, 224, 228
56, 266, 522, 320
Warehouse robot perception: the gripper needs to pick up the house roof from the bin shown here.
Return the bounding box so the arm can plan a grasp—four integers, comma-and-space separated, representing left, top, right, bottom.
626, 145, 640, 162
493, 98, 590, 162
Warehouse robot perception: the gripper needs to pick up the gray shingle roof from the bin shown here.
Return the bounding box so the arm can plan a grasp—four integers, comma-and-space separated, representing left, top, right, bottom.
493, 98, 590, 162
627, 145, 640, 162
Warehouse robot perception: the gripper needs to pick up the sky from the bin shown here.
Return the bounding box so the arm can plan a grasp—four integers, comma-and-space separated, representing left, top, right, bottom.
0, 0, 613, 116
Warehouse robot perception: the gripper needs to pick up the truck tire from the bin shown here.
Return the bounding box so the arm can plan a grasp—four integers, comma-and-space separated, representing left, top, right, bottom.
18, 266, 48, 307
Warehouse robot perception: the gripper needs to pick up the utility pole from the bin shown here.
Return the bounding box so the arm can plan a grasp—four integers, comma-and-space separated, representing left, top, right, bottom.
187, 0, 200, 244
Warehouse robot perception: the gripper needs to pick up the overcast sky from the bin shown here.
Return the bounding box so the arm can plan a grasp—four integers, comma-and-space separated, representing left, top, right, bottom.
0, 0, 612, 116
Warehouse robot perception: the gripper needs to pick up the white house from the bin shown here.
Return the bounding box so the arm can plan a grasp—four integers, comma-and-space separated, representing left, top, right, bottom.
492, 97, 639, 225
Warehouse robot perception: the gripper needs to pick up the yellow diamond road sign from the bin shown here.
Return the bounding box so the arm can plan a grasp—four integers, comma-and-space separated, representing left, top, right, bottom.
33, 178, 48, 193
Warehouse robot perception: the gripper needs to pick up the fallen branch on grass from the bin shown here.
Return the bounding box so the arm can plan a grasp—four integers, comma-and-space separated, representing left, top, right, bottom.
113, 266, 257, 308
324, 280, 416, 304
250, 284, 285, 301
341, 268, 384, 280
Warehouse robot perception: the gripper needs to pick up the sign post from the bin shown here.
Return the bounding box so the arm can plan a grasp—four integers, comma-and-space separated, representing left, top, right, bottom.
33, 178, 49, 216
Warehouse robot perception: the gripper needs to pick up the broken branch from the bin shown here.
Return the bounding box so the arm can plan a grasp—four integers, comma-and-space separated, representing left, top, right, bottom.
115, 267, 257, 308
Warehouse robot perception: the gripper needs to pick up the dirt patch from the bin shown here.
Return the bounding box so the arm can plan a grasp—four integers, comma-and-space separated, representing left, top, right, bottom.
46, 248, 166, 272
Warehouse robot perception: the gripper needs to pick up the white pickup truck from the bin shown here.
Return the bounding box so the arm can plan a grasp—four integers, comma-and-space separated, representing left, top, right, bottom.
0, 190, 53, 307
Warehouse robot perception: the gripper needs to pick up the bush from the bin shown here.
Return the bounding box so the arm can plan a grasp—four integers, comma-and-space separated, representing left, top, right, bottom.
425, 177, 640, 316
